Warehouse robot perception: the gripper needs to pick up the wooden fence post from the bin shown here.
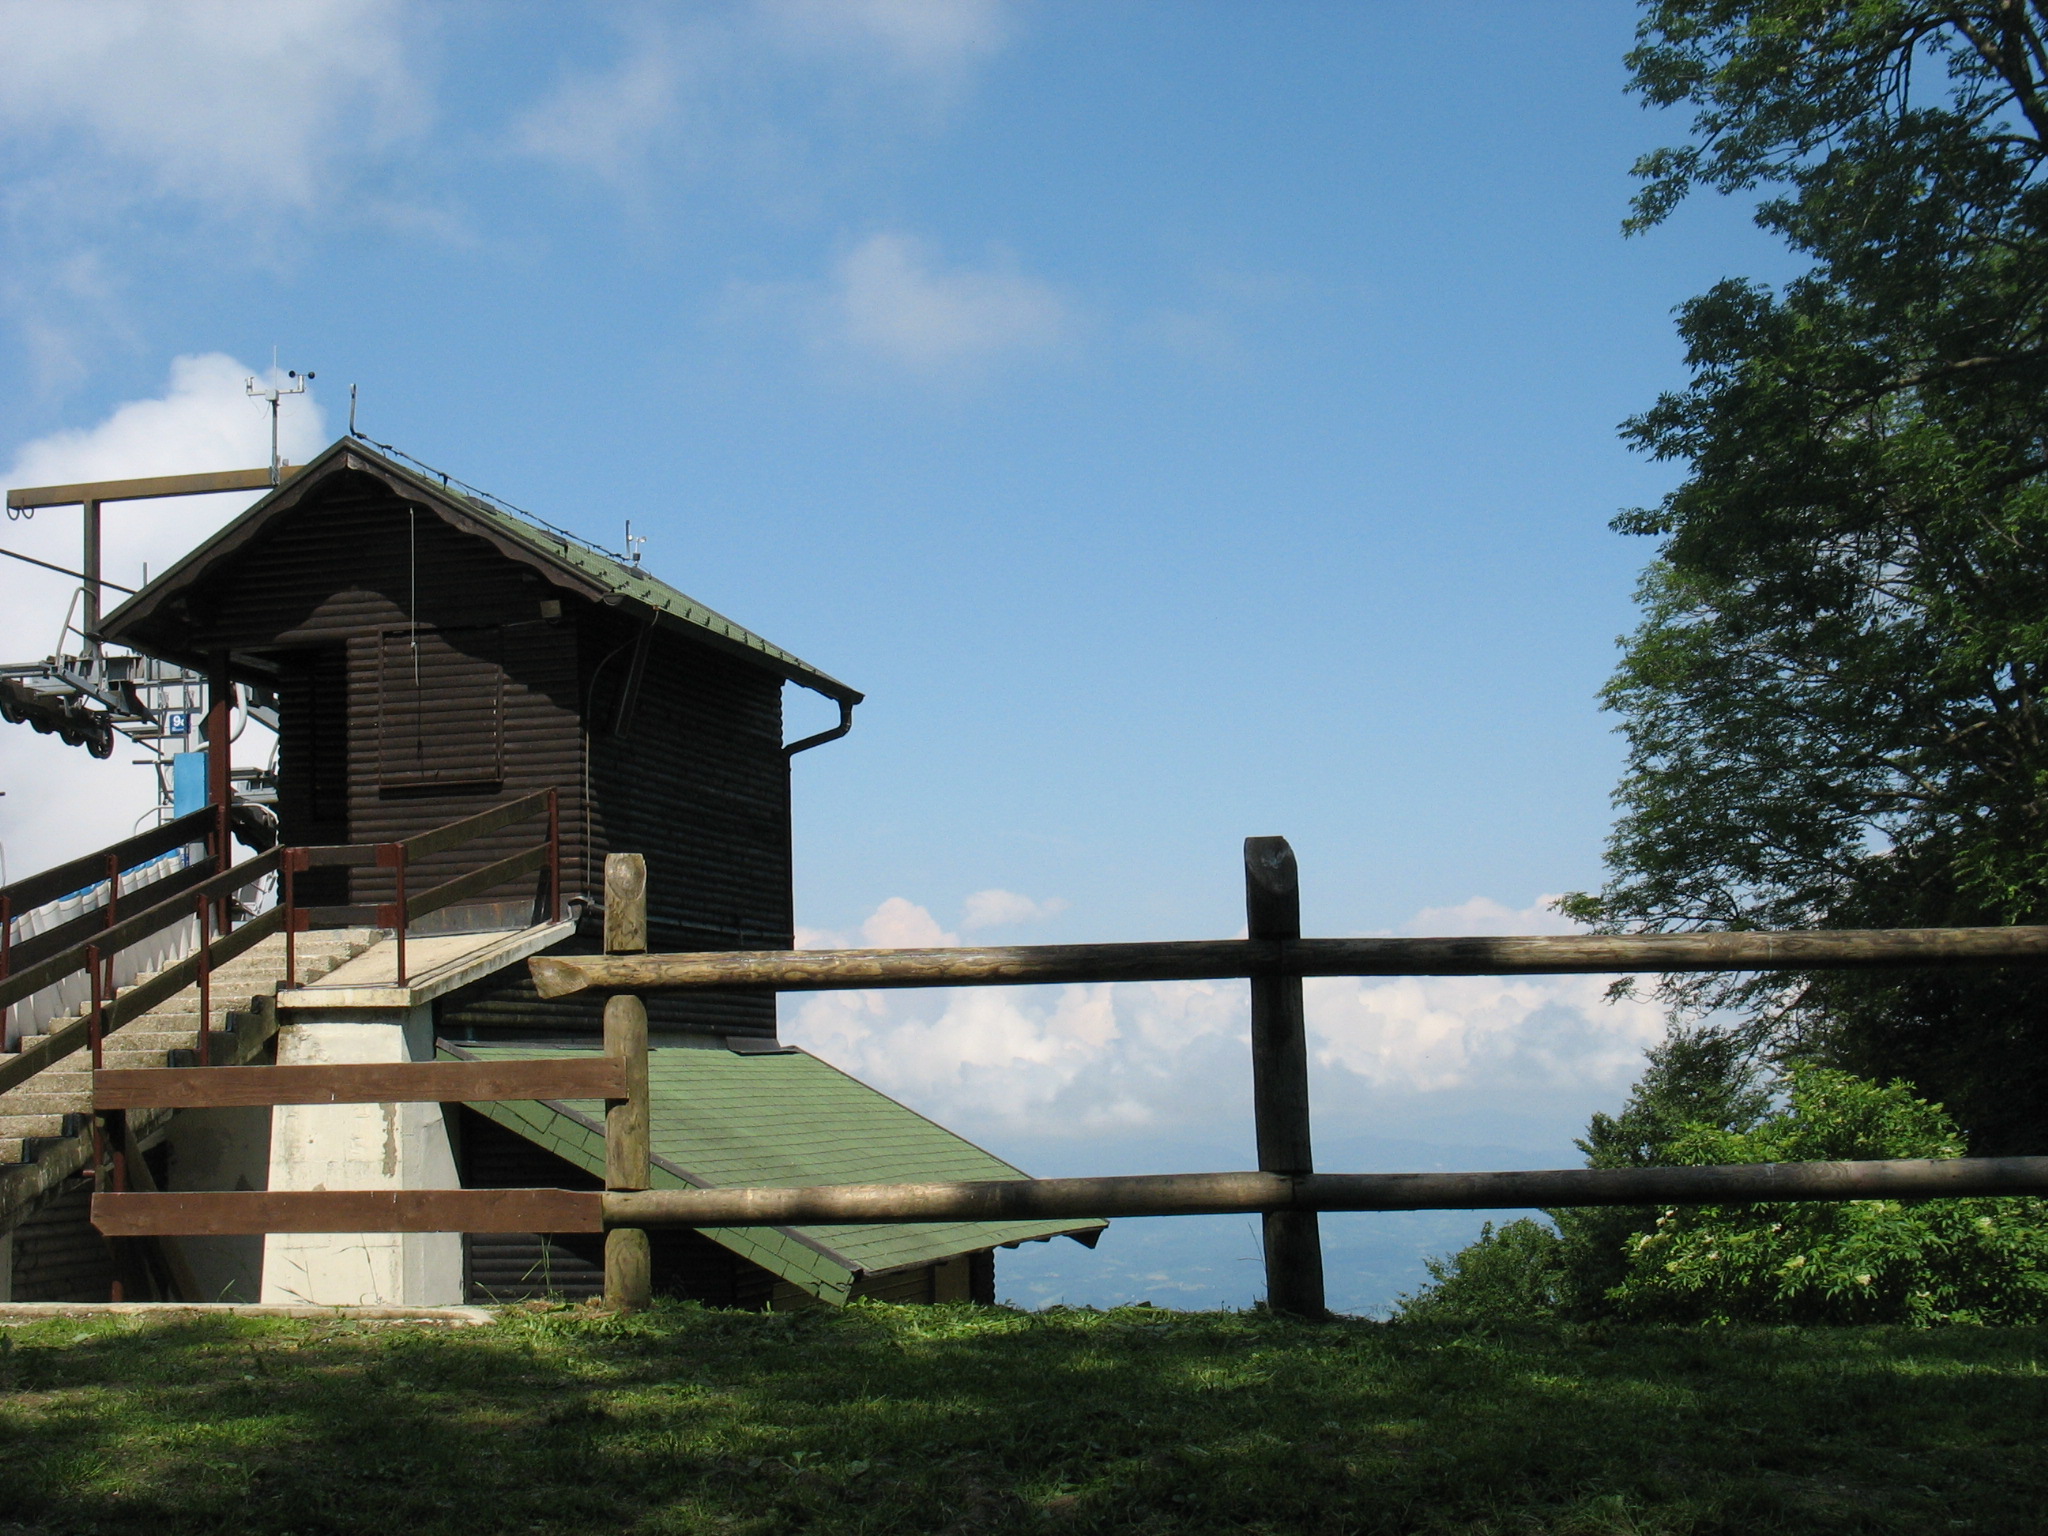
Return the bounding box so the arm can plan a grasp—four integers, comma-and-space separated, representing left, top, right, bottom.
1245, 836, 1327, 1319
602, 854, 652, 1311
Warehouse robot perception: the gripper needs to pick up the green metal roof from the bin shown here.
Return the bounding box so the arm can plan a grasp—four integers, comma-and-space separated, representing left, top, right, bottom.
441, 1042, 1103, 1304
99, 437, 860, 704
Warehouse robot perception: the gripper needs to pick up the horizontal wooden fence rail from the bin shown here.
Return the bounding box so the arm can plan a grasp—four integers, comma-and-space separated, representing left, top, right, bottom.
89, 1156, 2048, 1237
529, 924, 2048, 999
0, 903, 285, 1099
599, 1158, 2048, 1227
93, 1057, 628, 1110
93, 1189, 603, 1237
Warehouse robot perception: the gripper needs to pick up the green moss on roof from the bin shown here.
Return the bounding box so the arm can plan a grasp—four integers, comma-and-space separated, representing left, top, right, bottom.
99, 437, 859, 704
365, 450, 859, 703
442, 1043, 1104, 1304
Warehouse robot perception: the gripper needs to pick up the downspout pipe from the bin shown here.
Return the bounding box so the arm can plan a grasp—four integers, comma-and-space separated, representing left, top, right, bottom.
786, 695, 855, 757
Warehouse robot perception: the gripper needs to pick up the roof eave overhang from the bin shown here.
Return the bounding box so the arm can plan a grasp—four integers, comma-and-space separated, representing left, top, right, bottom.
98, 440, 862, 703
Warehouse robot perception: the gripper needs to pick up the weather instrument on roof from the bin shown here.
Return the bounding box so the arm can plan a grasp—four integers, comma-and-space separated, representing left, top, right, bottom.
245, 367, 312, 487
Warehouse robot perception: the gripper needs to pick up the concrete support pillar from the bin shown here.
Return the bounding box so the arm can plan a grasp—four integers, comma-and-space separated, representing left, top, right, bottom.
259, 1005, 462, 1305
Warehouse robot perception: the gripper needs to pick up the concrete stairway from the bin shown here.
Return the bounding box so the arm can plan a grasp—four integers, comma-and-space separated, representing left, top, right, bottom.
0, 928, 383, 1232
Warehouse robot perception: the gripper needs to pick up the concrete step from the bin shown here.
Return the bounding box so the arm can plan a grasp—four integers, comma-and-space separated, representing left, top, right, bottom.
105, 1024, 222, 1047
0, 1089, 92, 1116
0, 1113, 80, 1138
0, 1130, 81, 1167
8, 1040, 182, 1071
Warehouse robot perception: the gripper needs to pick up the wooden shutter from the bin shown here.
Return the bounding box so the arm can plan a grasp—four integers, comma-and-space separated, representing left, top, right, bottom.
376, 626, 505, 792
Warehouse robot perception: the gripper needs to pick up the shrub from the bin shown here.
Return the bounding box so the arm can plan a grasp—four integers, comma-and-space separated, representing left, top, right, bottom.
1395, 1218, 1568, 1323
1400, 1049, 2048, 1326
1609, 1067, 2048, 1325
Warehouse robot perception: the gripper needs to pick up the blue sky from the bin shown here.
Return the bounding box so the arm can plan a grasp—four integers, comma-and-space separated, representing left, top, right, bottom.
0, 2, 1795, 1312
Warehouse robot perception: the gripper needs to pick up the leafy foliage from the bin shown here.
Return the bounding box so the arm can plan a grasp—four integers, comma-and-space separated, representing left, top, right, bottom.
1570, 1, 2048, 1150
1394, 1219, 1571, 1323
1551, 1028, 1773, 1313
1402, 1030, 1769, 1323
1611, 1067, 2048, 1324
1402, 1045, 2048, 1327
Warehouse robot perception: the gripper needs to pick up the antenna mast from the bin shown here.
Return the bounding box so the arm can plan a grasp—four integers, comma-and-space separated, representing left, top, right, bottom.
245, 360, 314, 485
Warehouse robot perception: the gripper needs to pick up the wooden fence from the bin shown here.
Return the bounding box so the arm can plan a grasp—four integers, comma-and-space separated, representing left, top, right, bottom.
530, 839, 2048, 1318
89, 842, 2048, 1317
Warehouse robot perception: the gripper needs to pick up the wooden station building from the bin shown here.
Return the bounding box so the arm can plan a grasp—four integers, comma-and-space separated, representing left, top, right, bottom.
100, 437, 858, 1041
18, 437, 1105, 1307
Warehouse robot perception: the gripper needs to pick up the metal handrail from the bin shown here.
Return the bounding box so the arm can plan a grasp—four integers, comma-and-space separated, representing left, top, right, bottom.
281, 788, 561, 986
0, 807, 220, 1044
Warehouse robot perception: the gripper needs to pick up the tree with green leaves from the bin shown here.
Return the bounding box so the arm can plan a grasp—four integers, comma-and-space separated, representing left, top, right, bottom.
1565, 1, 2048, 1153
1609, 1066, 2048, 1324
1398, 1029, 1769, 1322
1399, 1050, 2048, 1326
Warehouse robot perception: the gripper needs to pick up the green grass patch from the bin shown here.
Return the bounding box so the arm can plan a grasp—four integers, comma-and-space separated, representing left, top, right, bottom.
0, 1303, 2041, 1534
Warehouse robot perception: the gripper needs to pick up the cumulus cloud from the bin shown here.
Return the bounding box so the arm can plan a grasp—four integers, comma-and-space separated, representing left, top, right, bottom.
961, 888, 1067, 931
1306, 973, 1663, 1095
0, 355, 319, 872
1401, 893, 1577, 937
858, 895, 958, 949
516, 1, 1012, 188
513, 14, 710, 188
782, 891, 1666, 1150
829, 231, 1072, 370
790, 976, 1243, 1139
797, 888, 1068, 949
0, 0, 426, 213
760, 0, 1010, 76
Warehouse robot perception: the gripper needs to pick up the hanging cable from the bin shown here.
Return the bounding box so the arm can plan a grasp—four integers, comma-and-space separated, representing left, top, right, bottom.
351, 428, 639, 566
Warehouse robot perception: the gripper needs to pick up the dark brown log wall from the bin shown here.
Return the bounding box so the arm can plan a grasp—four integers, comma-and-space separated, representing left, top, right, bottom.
185, 472, 586, 904
160, 469, 801, 1039
582, 621, 790, 1039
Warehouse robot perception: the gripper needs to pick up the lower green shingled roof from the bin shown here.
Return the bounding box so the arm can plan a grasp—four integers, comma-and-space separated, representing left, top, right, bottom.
440, 1043, 1104, 1305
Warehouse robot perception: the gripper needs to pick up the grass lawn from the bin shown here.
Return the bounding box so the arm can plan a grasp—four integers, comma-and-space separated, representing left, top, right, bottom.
0, 1303, 2041, 1534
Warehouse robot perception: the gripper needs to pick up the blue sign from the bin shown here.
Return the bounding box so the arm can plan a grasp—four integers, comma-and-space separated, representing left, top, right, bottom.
164, 710, 191, 737
172, 750, 208, 815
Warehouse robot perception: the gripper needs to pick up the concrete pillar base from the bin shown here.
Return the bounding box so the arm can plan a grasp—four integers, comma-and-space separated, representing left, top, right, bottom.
259, 1006, 462, 1307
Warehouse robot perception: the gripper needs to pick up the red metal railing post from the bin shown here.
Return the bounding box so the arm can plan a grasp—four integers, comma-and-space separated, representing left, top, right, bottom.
88, 943, 107, 1203
282, 846, 300, 988
87, 943, 104, 1072
196, 892, 212, 1068
1, 892, 12, 1046
391, 845, 408, 987
547, 787, 562, 925
212, 802, 242, 938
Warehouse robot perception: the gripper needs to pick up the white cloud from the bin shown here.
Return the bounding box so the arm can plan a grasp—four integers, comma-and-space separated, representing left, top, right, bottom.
1306, 973, 1663, 1094
513, 14, 707, 188
783, 892, 1667, 1149
859, 895, 958, 949
830, 231, 1072, 370
961, 887, 1067, 931
1401, 893, 1578, 937
0, 355, 319, 873
0, 0, 426, 213
760, 0, 1010, 76
515, 1, 1012, 188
